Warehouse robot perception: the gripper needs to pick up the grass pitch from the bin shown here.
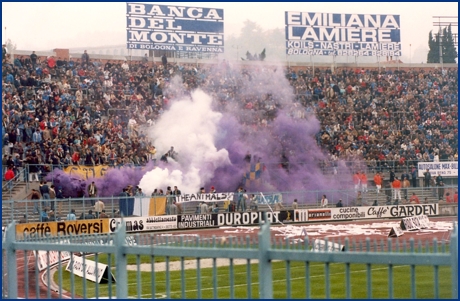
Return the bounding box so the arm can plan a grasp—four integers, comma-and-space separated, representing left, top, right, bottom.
55, 254, 452, 299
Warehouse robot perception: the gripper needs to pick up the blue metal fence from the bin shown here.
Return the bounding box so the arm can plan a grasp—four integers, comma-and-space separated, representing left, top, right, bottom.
1, 219, 458, 299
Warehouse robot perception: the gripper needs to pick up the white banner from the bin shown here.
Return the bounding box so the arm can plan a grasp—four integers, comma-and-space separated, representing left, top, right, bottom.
66, 256, 115, 283
400, 214, 429, 231
34, 249, 72, 271
312, 239, 345, 252
108, 216, 177, 233
417, 161, 458, 177
175, 193, 234, 203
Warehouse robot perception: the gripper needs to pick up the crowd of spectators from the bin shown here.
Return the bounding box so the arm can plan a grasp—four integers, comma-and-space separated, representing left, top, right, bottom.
1, 46, 458, 185
292, 66, 458, 172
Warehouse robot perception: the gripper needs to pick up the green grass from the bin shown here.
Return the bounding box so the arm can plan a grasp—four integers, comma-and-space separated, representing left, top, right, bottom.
54, 259, 453, 299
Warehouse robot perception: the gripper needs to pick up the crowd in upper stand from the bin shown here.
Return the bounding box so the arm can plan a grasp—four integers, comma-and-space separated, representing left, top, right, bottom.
2, 45, 458, 181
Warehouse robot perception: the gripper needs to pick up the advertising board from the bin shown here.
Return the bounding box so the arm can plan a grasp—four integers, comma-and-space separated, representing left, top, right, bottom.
108, 216, 177, 233
417, 161, 458, 177
294, 204, 439, 222
127, 3, 224, 52
34, 249, 72, 271
285, 11, 401, 56
16, 219, 110, 240
176, 211, 294, 229
66, 255, 116, 284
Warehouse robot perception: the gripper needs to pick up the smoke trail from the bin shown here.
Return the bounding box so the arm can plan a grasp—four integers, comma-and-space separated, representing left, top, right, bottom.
138, 89, 231, 196
47, 61, 357, 203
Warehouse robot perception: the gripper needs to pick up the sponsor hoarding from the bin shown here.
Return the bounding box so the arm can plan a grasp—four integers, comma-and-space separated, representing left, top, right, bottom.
176, 211, 294, 229
16, 219, 110, 240
126, 3, 224, 52
34, 248, 72, 271
307, 209, 332, 221
417, 161, 458, 177
312, 239, 345, 252
66, 255, 116, 284
295, 204, 439, 222
400, 214, 429, 231
108, 216, 177, 233
285, 11, 401, 56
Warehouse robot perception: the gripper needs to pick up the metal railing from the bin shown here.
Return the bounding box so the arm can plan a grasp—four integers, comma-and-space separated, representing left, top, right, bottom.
1, 185, 457, 227
1, 168, 29, 199
1, 219, 458, 299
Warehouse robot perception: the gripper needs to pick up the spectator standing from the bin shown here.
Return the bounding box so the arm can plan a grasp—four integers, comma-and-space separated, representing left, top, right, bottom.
236, 187, 246, 211
402, 176, 410, 200
423, 169, 431, 188
27, 188, 41, 214
292, 198, 299, 210
336, 199, 343, 207
39, 181, 50, 209
174, 201, 183, 214
119, 188, 129, 217
30, 51, 38, 67
87, 181, 98, 206
81, 50, 90, 66
94, 199, 105, 217
410, 166, 418, 188
200, 201, 208, 214
173, 186, 181, 196
436, 178, 445, 201
389, 169, 395, 183
27, 155, 40, 182
4, 166, 15, 193
127, 185, 135, 216
49, 184, 56, 211
274, 201, 285, 211
56, 186, 64, 215
392, 177, 402, 203
389, 169, 395, 196
248, 194, 258, 211
373, 172, 382, 194
161, 54, 167, 67
321, 194, 328, 207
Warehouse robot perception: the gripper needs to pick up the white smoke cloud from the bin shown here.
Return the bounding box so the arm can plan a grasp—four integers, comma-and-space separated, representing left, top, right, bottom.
138, 89, 230, 195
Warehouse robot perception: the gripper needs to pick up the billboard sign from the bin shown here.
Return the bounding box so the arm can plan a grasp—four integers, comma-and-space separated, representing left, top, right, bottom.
294, 204, 439, 222
285, 12, 401, 56
127, 3, 224, 52
417, 161, 458, 177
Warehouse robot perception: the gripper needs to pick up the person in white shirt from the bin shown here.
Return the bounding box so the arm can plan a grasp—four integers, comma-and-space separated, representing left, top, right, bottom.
321, 195, 328, 207
128, 117, 137, 137
200, 202, 208, 214
66, 209, 77, 221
